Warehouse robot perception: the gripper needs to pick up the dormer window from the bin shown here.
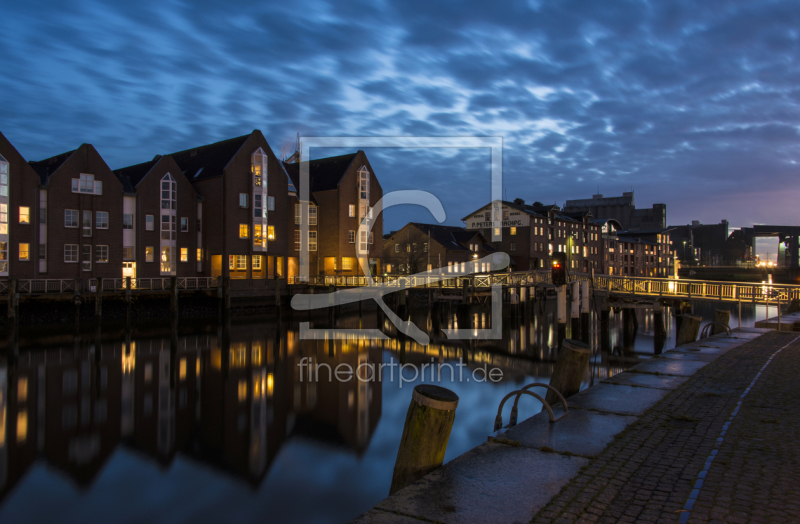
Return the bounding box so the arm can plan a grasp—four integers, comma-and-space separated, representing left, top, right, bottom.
71, 174, 102, 195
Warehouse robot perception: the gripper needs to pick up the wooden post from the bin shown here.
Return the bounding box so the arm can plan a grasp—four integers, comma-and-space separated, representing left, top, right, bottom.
170, 276, 178, 316
676, 314, 702, 346
556, 285, 567, 324
389, 385, 459, 495
544, 338, 591, 408
95, 278, 103, 319
7, 278, 16, 321
654, 301, 667, 337
711, 309, 731, 335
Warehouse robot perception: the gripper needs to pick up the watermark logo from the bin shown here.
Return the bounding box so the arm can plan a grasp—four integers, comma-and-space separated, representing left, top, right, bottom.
290, 137, 505, 345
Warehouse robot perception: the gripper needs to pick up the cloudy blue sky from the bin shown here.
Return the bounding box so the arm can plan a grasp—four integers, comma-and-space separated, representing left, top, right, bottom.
1, 0, 799, 255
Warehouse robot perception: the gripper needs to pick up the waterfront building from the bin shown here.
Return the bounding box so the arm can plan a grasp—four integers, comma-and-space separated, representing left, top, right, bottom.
0, 132, 41, 279
113, 155, 201, 278
669, 220, 729, 266
283, 151, 383, 278
462, 199, 603, 273
29, 144, 126, 280
382, 222, 494, 275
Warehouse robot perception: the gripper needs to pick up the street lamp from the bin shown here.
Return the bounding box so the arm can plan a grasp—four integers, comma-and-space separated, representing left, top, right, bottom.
682, 240, 687, 261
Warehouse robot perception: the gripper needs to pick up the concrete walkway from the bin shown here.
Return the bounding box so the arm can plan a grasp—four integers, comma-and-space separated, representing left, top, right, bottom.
351, 328, 796, 524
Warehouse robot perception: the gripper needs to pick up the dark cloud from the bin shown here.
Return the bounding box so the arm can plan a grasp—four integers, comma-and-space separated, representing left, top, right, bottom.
0, 0, 798, 239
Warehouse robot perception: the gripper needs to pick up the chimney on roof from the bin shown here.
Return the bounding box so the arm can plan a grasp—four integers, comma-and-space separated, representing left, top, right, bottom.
513, 198, 524, 205
692, 220, 700, 226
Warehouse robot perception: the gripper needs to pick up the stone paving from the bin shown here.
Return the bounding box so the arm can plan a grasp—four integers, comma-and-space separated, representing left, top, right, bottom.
350, 329, 798, 524
534, 330, 800, 524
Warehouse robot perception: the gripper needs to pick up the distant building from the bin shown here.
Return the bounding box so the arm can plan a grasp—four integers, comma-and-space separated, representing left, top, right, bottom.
669, 220, 729, 266
382, 222, 493, 275
462, 199, 603, 273
564, 192, 666, 231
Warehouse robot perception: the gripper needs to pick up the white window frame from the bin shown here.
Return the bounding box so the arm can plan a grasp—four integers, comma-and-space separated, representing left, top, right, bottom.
95, 245, 108, 263
96, 211, 109, 229
308, 231, 317, 252
71, 173, 102, 195
348, 204, 355, 218
239, 193, 248, 208
123, 214, 134, 230
309, 205, 317, 225
145, 214, 154, 231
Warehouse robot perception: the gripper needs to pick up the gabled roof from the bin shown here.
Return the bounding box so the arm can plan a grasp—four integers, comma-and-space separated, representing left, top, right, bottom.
616, 227, 674, 235
461, 200, 548, 221
169, 134, 250, 181
29, 149, 77, 184
408, 223, 485, 252
113, 156, 161, 193
282, 152, 358, 193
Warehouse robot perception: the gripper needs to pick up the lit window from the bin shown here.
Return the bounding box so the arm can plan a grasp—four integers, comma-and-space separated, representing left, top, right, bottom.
295, 203, 301, 225
196, 248, 202, 262
18, 243, 29, 260
123, 214, 134, 230
19, 207, 29, 224
510, 227, 516, 236
146, 246, 154, 262
252, 150, 265, 187
181, 247, 188, 262
267, 196, 275, 211
145, 215, 154, 231
267, 225, 275, 240
349, 204, 355, 218
180, 217, 188, 232
309, 231, 317, 251
343, 257, 353, 270
237, 255, 247, 270
65, 244, 78, 262
309, 205, 317, 225
17, 411, 27, 443
238, 379, 247, 402
253, 255, 262, 270
122, 246, 133, 260
349, 230, 355, 243
161, 246, 172, 272
18, 376, 28, 402
96, 245, 108, 263
494, 227, 500, 236
239, 193, 248, 208
96, 211, 108, 229
65, 209, 78, 228
239, 224, 249, 238
179, 358, 186, 381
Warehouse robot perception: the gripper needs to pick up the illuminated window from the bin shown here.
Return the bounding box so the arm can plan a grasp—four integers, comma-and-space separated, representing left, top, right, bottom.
180, 247, 188, 262
494, 228, 500, 237
146, 246, 154, 262
17, 411, 27, 443
179, 358, 186, 380
267, 225, 275, 240
253, 255, 262, 270
252, 149, 265, 186
510, 227, 516, 236
17, 377, 28, 402
239, 224, 249, 238
343, 257, 353, 271
18, 243, 29, 260
160, 246, 171, 272
237, 255, 247, 270
19, 206, 29, 224
349, 204, 355, 217
267, 373, 274, 398
238, 379, 247, 402
123, 246, 134, 260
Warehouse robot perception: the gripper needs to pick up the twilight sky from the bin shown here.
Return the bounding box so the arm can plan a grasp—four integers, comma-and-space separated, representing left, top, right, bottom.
2, 0, 799, 249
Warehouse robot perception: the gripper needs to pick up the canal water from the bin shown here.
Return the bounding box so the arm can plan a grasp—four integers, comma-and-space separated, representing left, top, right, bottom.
0, 298, 770, 523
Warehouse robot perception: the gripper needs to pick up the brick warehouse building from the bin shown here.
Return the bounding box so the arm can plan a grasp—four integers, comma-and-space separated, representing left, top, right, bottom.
0, 132, 41, 279
29, 144, 127, 279
114, 155, 201, 279
462, 199, 603, 273
284, 151, 383, 278
382, 223, 494, 275
167, 131, 291, 281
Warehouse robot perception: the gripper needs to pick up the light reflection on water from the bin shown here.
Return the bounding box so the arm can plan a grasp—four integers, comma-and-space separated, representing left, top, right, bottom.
0, 299, 767, 523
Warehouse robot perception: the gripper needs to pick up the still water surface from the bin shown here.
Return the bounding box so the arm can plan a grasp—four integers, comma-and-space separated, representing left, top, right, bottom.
0, 300, 770, 523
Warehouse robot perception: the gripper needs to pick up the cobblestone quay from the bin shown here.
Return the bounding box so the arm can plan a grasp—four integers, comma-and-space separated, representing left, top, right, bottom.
535, 330, 800, 524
